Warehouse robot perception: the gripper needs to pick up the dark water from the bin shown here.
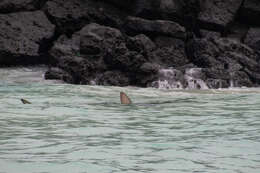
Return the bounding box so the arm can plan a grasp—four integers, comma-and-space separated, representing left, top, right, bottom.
0, 67, 260, 173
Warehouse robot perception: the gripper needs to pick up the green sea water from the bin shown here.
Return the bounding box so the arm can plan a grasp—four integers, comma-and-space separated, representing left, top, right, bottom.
0, 67, 260, 173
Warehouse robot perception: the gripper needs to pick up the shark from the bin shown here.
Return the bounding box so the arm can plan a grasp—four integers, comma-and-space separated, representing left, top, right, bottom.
21, 98, 31, 104
120, 92, 132, 104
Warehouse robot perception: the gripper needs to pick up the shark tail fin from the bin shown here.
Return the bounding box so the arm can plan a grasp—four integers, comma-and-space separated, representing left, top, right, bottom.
120, 92, 132, 104
21, 98, 31, 104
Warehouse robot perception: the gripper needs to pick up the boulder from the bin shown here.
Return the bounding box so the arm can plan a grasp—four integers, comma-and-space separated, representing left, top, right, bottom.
186, 36, 260, 87
45, 67, 74, 83
126, 34, 156, 55
0, 0, 45, 13
151, 37, 189, 67
244, 27, 260, 54
95, 71, 130, 86
44, 0, 126, 34
198, 0, 243, 31
49, 23, 153, 86
125, 16, 186, 39
133, 0, 183, 20
0, 11, 55, 66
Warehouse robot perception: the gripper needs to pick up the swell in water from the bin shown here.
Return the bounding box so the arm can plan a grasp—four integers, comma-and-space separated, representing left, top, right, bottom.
0, 67, 260, 173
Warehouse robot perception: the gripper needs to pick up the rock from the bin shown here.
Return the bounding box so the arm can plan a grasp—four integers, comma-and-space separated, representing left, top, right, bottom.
80, 23, 124, 55
226, 23, 249, 42
126, 34, 156, 55
49, 23, 155, 86
0, 11, 55, 66
125, 16, 186, 39
0, 0, 45, 13
200, 29, 221, 38
244, 27, 260, 54
104, 45, 146, 73
240, 0, 260, 25
45, 67, 74, 83
105, 0, 135, 10
44, 0, 126, 34
133, 0, 183, 20
198, 0, 243, 31
95, 70, 130, 86
187, 36, 260, 87
151, 38, 189, 67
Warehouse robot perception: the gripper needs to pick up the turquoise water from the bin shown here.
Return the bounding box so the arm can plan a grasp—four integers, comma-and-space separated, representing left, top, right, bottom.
0, 67, 260, 173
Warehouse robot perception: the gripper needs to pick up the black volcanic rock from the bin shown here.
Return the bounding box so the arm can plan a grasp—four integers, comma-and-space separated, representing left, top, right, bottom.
133, 0, 183, 20
1, 0, 260, 88
0, 11, 55, 66
240, 0, 260, 26
125, 16, 186, 39
151, 37, 189, 67
95, 70, 130, 86
45, 67, 74, 83
49, 23, 151, 86
187, 36, 260, 87
127, 34, 156, 55
198, 0, 243, 31
244, 27, 260, 54
44, 0, 127, 35
0, 0, 46, 13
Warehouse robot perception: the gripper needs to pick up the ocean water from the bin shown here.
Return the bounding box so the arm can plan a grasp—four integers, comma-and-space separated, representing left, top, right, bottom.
0, 67, 260, 173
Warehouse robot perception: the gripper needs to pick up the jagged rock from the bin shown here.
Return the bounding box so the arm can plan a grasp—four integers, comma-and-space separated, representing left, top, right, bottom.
198, 0, 243, 31
0, 0, 46, 13
126, 34, 156, 55
226, 23, 249, 42
244, 27, 260, 54
105, 0, 135, 10
133, 0, 183, 20
80, 23, 124, 55
45, 67, 74, 83
44, 0, 126, 34
49, 23, 153, 86
200, 29, 221, 38
240, 0, 260, 25
187, 36, 260, 87
0, 11, 55, 66
151, 38, 189, 67
125, 16, 186, 39
95, 70, 130, 86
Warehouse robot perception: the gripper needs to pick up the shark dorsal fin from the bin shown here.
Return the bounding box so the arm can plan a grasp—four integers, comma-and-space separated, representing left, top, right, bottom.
120, 92, 132, 104
21, 98, 31, 104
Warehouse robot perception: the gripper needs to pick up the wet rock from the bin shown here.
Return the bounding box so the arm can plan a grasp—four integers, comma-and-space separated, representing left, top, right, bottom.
151, 38, 189, 67
133, 0, 183, 20
49, 23, 154, 86
187, 36, 260, 87
80, 23, 124, 55
125, 16, 186, 39
126, 34, 156, 55
200, 29, 221, 38
240, 0, 260, 26
226, 23, 249, 42
95, 71, 130, 86
206, 79, 229, 89
44, 0, 126, 35
104, 45, 146, 73
105, 0, 135, 11
0, 0, 46, 13
0, 11, 55, 66
198, 0, 243, 31
45, 67, 74, 83
244, 27, 260, 54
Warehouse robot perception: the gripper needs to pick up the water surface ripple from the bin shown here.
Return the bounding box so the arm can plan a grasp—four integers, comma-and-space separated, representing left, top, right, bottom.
0, 84, 260, 173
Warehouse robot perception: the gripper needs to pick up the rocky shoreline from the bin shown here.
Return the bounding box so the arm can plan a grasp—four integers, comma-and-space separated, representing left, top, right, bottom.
1, 0, 260, 89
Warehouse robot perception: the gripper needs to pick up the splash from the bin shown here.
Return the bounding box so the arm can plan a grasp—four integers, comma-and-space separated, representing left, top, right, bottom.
151, 68, 209, 90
